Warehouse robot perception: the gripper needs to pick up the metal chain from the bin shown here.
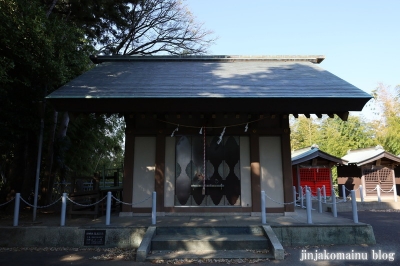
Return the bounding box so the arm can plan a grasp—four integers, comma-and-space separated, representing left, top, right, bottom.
112, 194, 152, 206
265, 194, 296, 205
344, 186, 360, 192
19, 196, 62, 209
66, 195, 107, 207
379, 186, 394, 193
301, 195, 345, 205
0, 197, 14, 207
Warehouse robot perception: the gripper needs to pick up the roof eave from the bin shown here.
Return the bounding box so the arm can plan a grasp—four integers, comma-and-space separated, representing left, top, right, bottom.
351, 152, 400, 166
292, 150, 348, 165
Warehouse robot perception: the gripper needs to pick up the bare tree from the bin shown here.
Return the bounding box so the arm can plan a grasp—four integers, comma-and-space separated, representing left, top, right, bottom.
97, 0, 216, 55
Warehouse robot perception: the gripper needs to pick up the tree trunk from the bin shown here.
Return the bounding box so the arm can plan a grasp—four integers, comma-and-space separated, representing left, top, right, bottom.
59, 112, 70, 138
46, 0, 58, 18
47, 112, 69, 205
41, 110, 58, 205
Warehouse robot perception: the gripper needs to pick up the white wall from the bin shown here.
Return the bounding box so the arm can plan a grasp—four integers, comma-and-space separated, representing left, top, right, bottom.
132, 137, 156, 207
164, 137, 175, 207
240, 136, 252, 207
259, 136, 284, 208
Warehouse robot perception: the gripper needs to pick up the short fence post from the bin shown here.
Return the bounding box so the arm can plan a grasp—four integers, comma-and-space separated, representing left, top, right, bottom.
377, 185, 381, 202
393, 185, 397, 202
300, 186, 304, 208
359, 185, 364, 202
332, 188, 337, 218
322, 185, 326, 203
351, 190, 358, 223
261, 191, 266, 224
106, 191, 112, 225
13, 193, 20, 227
342, 185, 347, 202
317, 188, 322, 213
60, 193, 67, 226
298, 186, 302, 206
293, 186, 297, 208
306, 190, 312, 224
152, 191, 157, 225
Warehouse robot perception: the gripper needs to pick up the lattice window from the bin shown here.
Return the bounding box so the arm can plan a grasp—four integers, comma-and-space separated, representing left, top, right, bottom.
363, 168, 392, 182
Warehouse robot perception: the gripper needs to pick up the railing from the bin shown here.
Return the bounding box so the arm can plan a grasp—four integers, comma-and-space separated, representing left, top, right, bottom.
4, 191, 156, 227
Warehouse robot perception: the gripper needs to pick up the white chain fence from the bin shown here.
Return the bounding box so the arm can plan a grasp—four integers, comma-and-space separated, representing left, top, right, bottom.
10, 191, 157, 227
0, 197, 15, 207
265, 194, 296, 205
66, 195, 107, 207
20, 196, 62, 209
2, 192, 153, 209
112, 194, 152, 206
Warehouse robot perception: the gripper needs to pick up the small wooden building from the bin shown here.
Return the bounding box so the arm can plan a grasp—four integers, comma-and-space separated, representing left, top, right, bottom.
292, 145, 347, 196
46, 55, 371, 215
338, 146, 400, 198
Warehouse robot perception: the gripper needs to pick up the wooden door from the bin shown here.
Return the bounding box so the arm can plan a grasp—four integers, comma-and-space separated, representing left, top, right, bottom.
363, 167, 394, 197
299, 168, 331, 196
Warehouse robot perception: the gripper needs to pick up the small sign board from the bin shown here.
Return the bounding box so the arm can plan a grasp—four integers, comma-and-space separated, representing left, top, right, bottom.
84, 230, 106, 246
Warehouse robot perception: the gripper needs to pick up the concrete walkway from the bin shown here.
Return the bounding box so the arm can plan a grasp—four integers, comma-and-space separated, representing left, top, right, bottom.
0, 207, 359, 227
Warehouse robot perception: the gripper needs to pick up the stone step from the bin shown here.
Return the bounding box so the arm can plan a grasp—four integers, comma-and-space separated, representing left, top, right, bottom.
151, 234, 268, 251
155, 226, 264, 236
146, 249, 273, 260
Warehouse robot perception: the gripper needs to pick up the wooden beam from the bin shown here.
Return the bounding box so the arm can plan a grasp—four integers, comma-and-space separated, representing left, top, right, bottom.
337, 112, 349, 121
250, 132, 261, 213
155, 133, 166, 211
281, 120, 294, 212
312, 158, 318, 166
122, 116, 135, 213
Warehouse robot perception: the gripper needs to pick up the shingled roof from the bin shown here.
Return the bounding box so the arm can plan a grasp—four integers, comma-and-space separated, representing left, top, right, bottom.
342, 145, 400, 166
46, 55, 372, 119
292, 145, 348, 166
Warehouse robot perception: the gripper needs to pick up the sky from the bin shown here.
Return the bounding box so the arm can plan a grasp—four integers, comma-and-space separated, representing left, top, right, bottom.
184, 0, 400, 118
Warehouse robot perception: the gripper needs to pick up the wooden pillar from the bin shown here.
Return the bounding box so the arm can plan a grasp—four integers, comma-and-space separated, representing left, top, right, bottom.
122, 115, 135, 212
250, 131, 261, 212
155, 133, 165, 212
281, 125, 294, 212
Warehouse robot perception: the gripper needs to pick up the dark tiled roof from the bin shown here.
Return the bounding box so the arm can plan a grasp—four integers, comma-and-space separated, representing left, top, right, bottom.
46, 55, 372, 114
291, 146, 347, 165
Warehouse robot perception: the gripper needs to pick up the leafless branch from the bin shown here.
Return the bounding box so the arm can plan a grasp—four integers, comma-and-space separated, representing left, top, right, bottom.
97, 0, 216, 55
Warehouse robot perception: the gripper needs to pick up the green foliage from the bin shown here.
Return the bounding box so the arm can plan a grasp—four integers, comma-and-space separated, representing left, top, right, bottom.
289, 115, 319, 151
0, 0, 94, 200
316, 116, 377, 158
371, 84, 400, 155
58, 114, 125, 179
290, 115, 377, 158
379, 116, 400, 155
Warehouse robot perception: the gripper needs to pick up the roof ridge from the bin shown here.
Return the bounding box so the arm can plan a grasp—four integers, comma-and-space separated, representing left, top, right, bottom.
90, 54, 325, 64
